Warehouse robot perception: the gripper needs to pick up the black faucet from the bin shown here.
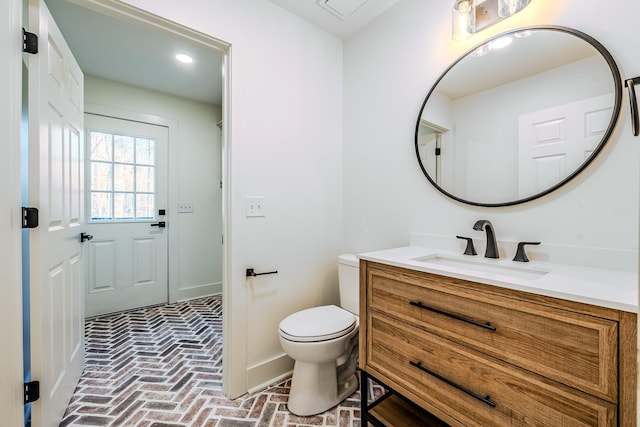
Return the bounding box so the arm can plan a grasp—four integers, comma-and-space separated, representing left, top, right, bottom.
473, 220, 499, 259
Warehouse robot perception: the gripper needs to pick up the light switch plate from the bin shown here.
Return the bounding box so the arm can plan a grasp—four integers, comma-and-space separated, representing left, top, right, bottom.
246, 196, 265, 217
178, 201, 193, 213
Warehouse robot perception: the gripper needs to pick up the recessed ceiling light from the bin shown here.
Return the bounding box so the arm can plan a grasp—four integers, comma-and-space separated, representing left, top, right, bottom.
176, 54, 193, 64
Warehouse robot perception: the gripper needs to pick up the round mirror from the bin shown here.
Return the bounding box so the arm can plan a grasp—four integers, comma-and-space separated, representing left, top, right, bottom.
415, 26, 622, 207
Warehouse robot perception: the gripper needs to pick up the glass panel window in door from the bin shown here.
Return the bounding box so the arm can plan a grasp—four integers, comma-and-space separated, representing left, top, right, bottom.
89, 130, 157, 222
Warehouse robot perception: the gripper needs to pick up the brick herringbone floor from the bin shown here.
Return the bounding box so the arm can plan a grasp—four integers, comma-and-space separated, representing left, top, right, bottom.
61, 296, 375, 427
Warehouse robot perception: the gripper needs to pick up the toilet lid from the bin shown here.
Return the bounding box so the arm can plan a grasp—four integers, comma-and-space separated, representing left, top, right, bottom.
279, 305, 356, 343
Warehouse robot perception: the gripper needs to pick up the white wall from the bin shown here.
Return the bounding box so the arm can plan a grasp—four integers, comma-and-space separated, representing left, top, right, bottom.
119, 0, 344, 394
344, 0, 640, 264
84, 75, 223, 301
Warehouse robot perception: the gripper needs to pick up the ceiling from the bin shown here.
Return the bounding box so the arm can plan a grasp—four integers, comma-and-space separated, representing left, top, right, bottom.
44, 0, 395, 106
437, 30, 599, 100
45, 0, 224, 105
269, 0, 399, 40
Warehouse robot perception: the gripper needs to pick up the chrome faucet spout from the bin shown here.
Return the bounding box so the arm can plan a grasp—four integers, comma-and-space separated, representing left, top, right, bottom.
473, 220, 499, 259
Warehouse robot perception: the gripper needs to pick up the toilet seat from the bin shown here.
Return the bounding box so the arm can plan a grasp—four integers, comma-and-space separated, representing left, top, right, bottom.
279, 305, 356, 343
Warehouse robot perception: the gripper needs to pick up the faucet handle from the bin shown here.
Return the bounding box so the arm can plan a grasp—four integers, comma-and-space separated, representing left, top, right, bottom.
513, 241, 540, 262
456, 236, 477, 256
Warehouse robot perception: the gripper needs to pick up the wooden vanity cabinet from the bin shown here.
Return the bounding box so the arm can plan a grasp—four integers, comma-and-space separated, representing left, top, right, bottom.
359, 261, 637, 427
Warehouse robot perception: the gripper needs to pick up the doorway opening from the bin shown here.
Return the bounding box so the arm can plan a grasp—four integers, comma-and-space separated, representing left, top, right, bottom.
417, 120, 449, 186
24, 0, 237, 416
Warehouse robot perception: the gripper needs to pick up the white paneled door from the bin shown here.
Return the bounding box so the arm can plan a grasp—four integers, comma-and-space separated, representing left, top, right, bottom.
518, 93, 614, 197
84, 114, 169, 318
28, 0, 85, 425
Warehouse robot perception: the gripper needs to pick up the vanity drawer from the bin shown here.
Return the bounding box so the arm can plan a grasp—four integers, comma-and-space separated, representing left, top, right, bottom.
366, 313, 617, 427
366, 265, 619, 402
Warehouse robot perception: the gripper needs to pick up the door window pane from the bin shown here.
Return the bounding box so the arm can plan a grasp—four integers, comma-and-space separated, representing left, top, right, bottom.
91, 162, 112, 191
90, 132, 112, 161
136, 166, 155, 193
114, 193, 135, 219
114, 135, 134, 163
114, 164, 134, 192
136, 138, 155, 165
136, 194, 154, 219
91, 192, 112, 220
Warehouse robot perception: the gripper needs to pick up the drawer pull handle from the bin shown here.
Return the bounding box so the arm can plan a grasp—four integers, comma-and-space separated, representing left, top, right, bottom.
409, 361, 497, 408
409, 301, 496, 331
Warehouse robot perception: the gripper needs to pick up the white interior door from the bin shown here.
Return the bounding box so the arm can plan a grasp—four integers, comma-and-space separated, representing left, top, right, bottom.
84, 113, 169, 318
28, 0, 85, 425
518, 93, 614, 196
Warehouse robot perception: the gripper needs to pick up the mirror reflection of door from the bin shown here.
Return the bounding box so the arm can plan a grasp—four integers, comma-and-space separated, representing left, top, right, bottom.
84, 114, 169, 317
518, 93, 614, 197
417, 121, 450, 188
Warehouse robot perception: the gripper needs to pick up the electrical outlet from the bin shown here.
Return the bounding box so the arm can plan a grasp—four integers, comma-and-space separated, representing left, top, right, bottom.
178, 201, 193, 213
246, 196, 265, 217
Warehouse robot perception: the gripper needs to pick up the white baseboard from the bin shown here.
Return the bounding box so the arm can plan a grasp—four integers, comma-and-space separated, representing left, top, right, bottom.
175, 281, 222, 302
246, 353, 294, 394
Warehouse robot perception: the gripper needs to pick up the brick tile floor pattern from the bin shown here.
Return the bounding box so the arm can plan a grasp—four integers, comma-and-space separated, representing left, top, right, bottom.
61, 296, 382, 427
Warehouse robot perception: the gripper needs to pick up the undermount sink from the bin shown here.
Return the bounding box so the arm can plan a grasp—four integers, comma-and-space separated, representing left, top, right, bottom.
412, 255, 549, 281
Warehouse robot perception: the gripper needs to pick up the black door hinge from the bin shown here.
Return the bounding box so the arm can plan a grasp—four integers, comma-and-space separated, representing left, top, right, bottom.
435, 147, 441, 156
22, 207, 39, 229
24, 381, 40, 404
22, 28, 38, 54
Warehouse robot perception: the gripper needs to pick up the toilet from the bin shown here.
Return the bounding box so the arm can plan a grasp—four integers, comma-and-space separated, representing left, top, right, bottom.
278, 254, 360, 416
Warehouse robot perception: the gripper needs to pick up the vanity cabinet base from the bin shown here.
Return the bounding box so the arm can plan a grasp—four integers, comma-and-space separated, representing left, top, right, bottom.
360, 370, 450, 427
359, 260, 637, 427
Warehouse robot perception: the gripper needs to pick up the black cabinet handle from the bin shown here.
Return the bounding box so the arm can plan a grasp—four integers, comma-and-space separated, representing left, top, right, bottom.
409, 301, 496, 331
626, 77, 640, 136
409, 361, 496, 408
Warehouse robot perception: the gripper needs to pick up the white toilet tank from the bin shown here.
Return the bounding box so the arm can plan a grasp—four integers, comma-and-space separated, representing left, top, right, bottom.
338, 254, 360, 315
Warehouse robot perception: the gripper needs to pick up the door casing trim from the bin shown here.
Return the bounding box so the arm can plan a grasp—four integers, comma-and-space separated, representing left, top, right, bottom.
71, 0, 242, 398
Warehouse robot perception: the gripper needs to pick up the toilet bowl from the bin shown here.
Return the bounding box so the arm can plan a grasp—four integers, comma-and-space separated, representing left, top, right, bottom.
278, 254, 360, 416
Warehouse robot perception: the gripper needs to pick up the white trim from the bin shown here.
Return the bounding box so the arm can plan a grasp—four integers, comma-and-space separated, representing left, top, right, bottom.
68, 0, 228, 54
75, 1, 245, 399
1, 0, 25, 422
218, 48, 247, 399
247, 371, 293, 395
246, 353, 294, 394
176, 282, 222, 302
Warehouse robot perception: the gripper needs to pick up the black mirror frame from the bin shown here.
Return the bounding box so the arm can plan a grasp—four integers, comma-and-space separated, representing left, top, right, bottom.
414, 25, 623, 207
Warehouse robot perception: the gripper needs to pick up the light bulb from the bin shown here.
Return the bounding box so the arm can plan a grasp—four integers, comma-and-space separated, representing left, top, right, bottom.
452, 0, 476, 41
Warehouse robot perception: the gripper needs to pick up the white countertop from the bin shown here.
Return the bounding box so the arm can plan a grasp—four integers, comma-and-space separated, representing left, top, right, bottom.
358, 246, 638, 313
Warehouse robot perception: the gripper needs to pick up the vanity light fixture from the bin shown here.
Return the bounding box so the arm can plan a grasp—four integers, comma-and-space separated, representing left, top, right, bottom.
498, 0, 531, 17
452, 0, 533, 41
